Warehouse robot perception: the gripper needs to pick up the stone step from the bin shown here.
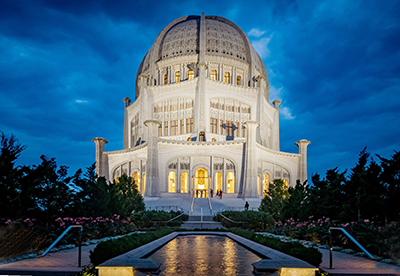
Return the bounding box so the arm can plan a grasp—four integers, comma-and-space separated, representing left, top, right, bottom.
188, 215, 214, 221
181, 221, 224, 230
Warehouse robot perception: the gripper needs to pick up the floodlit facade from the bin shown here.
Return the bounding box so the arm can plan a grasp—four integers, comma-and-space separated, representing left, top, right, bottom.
93, 13, 310, 198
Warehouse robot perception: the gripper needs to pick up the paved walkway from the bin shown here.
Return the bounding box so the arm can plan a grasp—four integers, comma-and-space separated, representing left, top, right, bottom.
0, 244, 96, 275
319, 248, 400, 275
1, 237, 400, 275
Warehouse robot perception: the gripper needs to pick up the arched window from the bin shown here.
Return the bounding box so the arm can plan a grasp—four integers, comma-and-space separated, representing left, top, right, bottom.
215, 172, 222, 191
188, 70, 194, 80
263, 173, 271, 197
181, 172, 188, 193
237, 76, 241, 85
132, 172, 140, 192
142, 174, 146, 194
164, 73, 168, 84
224, 72, 230, 83
257, 175, 261, 195
175, 71, 180, 83
168, 171, 176, 193
283, 179, 289, 189
211, 70, 217, 80
227, 172, 234, 193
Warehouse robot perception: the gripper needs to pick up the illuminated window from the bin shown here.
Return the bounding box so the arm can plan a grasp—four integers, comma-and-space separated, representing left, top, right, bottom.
158, 124, 162, 137
175, 71, 180, 83
187, 137, 192, 141
132, 172, 140, 192
257, 175, 261, 195
241, 125, 246, 137
164, 121, 168, 136
212, 138, 216, 141
164, 73, 168, 84
283, 179, 289, 189
142, 174, 146, 194
168, 171, 176, 193
226, 121, 233, 137
180, 119, 184, 134
211, 70, 217, 80
215, 172, 222, 191
181, 172, 189, 193
171, 120, 178, 135
199, 131, 205, 141
227, 172, 234, 193
171, 103, 178, 111
188, 70, 194, 80
237, 75, 241, 85
224, 72, 230, 83
263, 173, 271, 197
195, 168, 208, 198
234, 122, 238, 137
186, 118, 193, 133
220, 120, 224, 135
210, 118, 217, 134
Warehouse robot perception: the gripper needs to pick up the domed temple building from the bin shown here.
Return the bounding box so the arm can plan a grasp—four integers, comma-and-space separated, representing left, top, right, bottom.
93, 13, 310, 199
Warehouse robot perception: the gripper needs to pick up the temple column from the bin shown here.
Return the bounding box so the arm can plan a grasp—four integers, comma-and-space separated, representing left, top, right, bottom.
295, 139, 311, 183
272, 99, 281, 151
243, 121, 259, 198
92, 137, 109, 180
123, 97, 131, 149
144, 120, 161, 197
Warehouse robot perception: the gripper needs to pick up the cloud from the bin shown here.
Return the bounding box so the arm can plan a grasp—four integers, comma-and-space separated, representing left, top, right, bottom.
248, 28, 265, 37
75, 100, 88, 103
251, 36, 272, 59
280, 106, 295, 120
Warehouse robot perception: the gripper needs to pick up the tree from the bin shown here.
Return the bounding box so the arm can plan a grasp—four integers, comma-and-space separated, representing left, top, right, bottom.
111, 174, 145, 217
378, 148, 400, 221
259, 179, 289, 221
0, 131, 27, 218
282, 180, 310, 221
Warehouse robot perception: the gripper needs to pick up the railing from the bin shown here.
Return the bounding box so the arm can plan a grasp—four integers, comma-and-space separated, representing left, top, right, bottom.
190, 195, 196, 214
207, 196, 213, 215
329, 227, 374, 269
219, 213, 246, 225
165, 212, 185, 223
41, 225, 83, 267
146, 205, 182, 212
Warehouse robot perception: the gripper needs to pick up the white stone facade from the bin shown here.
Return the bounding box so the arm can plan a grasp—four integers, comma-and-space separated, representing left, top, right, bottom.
93, 13, 310, 198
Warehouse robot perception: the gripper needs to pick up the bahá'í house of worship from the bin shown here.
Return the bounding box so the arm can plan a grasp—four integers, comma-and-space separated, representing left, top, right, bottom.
93, 13, 310, 199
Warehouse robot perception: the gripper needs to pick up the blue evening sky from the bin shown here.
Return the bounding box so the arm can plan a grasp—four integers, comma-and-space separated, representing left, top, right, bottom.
1, 0, 399, 180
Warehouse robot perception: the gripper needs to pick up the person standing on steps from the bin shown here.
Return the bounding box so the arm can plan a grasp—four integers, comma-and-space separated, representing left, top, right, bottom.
210, 188, 213, 198
219, 190, 223, 199
245, 201, 249, 211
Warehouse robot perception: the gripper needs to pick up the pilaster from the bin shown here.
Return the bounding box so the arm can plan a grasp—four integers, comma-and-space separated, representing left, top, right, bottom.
144, 120, 161, 197
272, 99, 281, 151
243, 121, 259, 198
123, 97, 131, 149
295, 139, 311, 183
92, 137, 109, 180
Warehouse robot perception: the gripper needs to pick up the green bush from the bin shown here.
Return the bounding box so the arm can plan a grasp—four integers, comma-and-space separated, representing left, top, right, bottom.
214, 211, 274, 230
89, 228, 176, 266
131, 210, 188, 229
230, 228, 322, 267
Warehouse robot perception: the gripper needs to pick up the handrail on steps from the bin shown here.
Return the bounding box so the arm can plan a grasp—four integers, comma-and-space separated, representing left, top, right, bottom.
329, 227, 374, 269
207, 196, 213, 215
190, 194, 196, 214
165, 212, 185, 223
41, 225, 83, 267
219, 213, 246, 224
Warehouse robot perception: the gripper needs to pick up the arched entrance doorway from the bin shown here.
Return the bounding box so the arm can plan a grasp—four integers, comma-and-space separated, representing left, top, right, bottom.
195, 168, 208, 198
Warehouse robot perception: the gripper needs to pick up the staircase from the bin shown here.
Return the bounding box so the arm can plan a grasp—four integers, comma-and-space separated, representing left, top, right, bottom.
181, 215, 223, 229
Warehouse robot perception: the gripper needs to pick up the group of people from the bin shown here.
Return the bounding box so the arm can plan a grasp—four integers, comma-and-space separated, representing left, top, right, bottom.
210, 188, 223, 199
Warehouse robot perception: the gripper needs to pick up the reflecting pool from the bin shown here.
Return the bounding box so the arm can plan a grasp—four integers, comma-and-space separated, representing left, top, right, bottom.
147, 235, 262, 275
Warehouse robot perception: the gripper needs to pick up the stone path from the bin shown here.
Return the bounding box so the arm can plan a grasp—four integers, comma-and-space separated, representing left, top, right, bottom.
1, 235, 399, 275
319, 248, 400, 275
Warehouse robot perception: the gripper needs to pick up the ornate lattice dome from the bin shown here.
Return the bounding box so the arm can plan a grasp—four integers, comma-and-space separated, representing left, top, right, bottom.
136, 14, 268, 99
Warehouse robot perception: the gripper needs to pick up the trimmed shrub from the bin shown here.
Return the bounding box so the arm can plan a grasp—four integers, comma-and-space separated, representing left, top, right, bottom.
131, 210, 188, 229
230, 228, 322, 267
214, 211, 274, 230
89, 228, 176, 266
